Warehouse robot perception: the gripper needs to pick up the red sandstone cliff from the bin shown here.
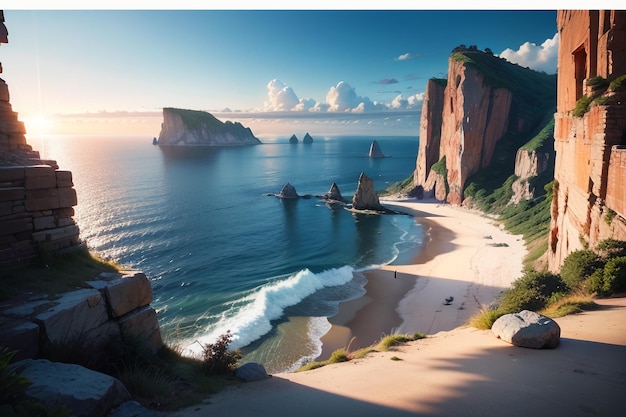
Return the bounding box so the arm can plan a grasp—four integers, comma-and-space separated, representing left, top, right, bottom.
414, 50, 554, 205
548, 11, 626, 271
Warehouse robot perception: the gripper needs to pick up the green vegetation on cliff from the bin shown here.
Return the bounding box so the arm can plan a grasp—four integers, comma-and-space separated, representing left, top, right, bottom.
165, 107, 225, 130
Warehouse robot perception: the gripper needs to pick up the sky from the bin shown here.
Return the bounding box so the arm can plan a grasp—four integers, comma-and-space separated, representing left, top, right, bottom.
0, 7, 561, 137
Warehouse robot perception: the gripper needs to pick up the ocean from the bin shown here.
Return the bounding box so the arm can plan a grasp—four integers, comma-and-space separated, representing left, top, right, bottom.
36, 134, 423, 373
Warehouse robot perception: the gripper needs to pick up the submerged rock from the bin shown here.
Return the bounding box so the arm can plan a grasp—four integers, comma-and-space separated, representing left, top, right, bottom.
289, 134, 299, 144
277, 183, 299, 199
303, 132, 314, 144
368, 140, 384, 158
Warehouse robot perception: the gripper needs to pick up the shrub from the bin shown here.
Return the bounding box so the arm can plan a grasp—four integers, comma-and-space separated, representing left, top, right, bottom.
600, 256, 626, 294
560, 249, 603, 289
573, 95, 594, 117
596, 238, 626, 259
200, 331, 242, 375
609, 74, 626, 92
498, 271, 566, 313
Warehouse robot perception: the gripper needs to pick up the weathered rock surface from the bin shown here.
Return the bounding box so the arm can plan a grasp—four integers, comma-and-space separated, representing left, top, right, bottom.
303, 132, 314, 144
323, 182, 344, 202
414, 79, 445, 187
289, 134, 299, 144
351, 173, 384, 211
9, 359, 131, 417
511, 148, 553, 204
157, 107, 261, 146
277, 183, 299, 199
548, 11, 626, 271
368, 140, 384, 158
236, 362, 271, 382
492, 310, 561, 349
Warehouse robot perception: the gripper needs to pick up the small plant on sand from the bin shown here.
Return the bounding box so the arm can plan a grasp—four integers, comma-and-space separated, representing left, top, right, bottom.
469, 308, 504, 330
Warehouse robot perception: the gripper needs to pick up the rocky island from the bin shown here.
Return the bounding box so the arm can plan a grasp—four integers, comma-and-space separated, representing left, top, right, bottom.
156, 107, 261, 146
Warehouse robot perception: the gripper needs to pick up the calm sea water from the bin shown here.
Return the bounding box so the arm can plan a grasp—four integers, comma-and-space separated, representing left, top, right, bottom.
37, 134, 423, 372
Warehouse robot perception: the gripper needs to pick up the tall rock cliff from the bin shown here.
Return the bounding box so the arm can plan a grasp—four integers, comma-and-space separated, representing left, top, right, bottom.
548, 11, 626, 271
157, 107, 261, 146
414, 49, 556, 205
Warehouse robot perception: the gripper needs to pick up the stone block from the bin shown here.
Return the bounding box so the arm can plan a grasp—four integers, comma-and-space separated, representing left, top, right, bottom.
32, 224, 80, 243
58, 186, 78, 207
0, 320, 40, 360
25, 188, 60, 211
55, 170, 73, 187
105, 272, 153, 318
35, 288, 109, 346
8, 359, 131, 417
0, 186, 25, 202
24, 165, 57, 190
33, 215, 56, 230
118, 306, 163, 353
0, 216, 32, 235
0, 165, 25, 182
0, 200, 16, 215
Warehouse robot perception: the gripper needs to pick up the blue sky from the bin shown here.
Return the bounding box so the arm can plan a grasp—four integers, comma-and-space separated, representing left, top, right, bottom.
1, 9, 559, 136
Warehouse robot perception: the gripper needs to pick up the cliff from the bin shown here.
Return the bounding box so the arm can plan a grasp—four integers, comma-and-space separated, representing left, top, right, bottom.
548, 11, 626, 271
157, 107, 261, 146
413, 49, 556, 205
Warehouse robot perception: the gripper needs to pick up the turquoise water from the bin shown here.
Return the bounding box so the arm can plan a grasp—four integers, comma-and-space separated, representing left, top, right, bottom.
38, 134, 423, 372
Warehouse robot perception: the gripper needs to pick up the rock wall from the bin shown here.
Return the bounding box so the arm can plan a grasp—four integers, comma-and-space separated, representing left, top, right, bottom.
157, 107, 261, 146
0, 80, 81, 267
0, 271, 162, 361
510, 148, 553, 204
548, 10, 626, 271
414, 54, 515, 205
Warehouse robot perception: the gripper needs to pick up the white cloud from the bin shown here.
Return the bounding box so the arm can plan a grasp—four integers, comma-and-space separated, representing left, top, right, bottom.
396, 52, 419, 61
498, 33, 559, 74
264, 79, 300, 111
389, 93, 425, 110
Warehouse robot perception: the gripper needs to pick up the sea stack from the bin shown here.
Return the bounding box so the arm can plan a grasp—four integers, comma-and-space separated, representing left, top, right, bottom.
368, 140, 384, 158
156, 107, 261, 146
289, 134, 299, 144
323, 182, 344, 202
277, 183, 299, 199
303, 133, 314, 144
351, 173, 384, 211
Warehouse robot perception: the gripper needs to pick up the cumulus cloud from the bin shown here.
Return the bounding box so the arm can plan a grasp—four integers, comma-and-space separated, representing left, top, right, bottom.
389, 93, 425, 110
396, 52, 419, 61
264, 79, 300, 111
498, 33, 559, 74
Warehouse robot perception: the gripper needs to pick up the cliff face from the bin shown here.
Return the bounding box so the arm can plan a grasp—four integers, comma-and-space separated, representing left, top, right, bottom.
414, 50, 556, 206
548, 11, 626, 271
157, 107, 261, 146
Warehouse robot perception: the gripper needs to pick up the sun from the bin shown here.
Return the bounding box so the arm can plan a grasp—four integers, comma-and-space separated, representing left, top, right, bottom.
25, 115, 52, 136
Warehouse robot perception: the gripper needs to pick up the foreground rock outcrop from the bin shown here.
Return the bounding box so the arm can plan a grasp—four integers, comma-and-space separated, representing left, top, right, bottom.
351, 172, 387, 212
157, 108, 261, 146
322, 182, 344, 203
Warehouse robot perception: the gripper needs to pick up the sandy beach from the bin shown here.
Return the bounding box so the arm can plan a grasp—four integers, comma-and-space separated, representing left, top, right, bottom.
166, 199, 626, 417
319, 199, 527, 358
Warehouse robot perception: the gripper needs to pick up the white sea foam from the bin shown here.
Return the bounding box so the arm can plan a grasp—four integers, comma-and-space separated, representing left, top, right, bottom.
183, 265, 355, 356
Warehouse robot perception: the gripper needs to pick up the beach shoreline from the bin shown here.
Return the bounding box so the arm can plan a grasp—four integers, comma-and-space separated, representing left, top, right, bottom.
317, 198, 527, 360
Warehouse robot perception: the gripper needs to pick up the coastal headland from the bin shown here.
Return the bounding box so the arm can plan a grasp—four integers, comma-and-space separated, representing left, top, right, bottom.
167, 198, 626, 417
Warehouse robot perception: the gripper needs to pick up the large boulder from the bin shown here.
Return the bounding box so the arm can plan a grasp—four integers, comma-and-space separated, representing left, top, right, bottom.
492, 310, 561, 349
302, 132, 314, 144
235, 362, 270, 382
277, 183, 299, 199
351, 173, 384, 211
289, 134, 299, 144
8, 359, 131, 417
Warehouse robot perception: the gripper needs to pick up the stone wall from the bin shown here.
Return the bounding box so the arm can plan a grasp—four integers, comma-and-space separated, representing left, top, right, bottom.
548, 10, 626, 271
0, 271, 163, 361
0, 79, 81, 267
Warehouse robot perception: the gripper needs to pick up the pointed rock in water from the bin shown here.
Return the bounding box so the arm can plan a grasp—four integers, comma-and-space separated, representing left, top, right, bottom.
351, 172, 384, 211
303, 132, 314, 144
289, 134, 299, 144
368, 140, 384, 158
323, 182, 344, 202
277, 182, 299, 199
